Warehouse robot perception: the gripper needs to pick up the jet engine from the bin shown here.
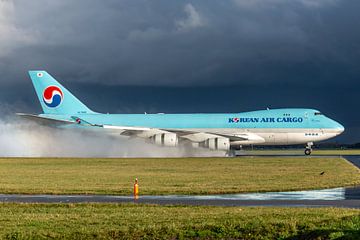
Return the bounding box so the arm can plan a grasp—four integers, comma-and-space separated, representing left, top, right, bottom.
151, 133, 178, 147
201, 137, 230, 151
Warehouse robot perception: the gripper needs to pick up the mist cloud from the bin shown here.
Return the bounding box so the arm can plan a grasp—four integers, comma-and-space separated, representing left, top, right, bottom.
0, 116, 224, 157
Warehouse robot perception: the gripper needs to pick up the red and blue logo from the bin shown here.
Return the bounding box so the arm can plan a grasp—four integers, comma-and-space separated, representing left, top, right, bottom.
228, 117, 240, 123
43, 86, 63, 108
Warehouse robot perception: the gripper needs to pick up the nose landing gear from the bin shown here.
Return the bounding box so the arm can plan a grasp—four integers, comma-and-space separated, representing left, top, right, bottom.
305, 142, 313, 155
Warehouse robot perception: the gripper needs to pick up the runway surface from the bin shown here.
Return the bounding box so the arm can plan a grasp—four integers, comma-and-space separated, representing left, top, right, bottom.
345, 155, 360, 168
0, 155, 359, 208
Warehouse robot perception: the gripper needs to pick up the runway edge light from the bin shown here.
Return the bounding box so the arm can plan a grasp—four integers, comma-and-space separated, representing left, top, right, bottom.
134, 178, 139, 200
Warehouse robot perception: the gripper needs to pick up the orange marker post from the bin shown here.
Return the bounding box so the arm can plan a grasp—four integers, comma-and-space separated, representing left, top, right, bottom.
134, 178, 139, 200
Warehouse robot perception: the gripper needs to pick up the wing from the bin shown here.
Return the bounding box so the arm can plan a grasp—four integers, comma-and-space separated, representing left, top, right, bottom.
178, 131, 265, 144
99, 123, 265, 144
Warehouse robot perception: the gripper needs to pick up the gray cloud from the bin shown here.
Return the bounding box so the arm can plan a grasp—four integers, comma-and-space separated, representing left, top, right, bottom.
0, 0, 358, 143
175, 3, 205, 32
232, 0, 338, 9
0, 0, 357, 87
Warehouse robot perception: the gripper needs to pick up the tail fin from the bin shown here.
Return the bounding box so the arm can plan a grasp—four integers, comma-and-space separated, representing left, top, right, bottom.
28, 71, 95, 115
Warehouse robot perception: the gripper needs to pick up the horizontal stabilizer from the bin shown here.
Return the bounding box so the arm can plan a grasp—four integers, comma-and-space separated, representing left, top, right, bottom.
16, 113, 75, 126
70, 116, 101, 127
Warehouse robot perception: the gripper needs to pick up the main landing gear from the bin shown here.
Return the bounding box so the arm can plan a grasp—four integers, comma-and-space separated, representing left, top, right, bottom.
304, 142, 313, 155
226, 145, 242, 157
226, 150, 236, 157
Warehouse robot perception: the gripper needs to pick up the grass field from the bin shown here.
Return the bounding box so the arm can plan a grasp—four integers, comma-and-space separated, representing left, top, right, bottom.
0, 203, 358, 239
0, 157, 359, 195
242, 149, 360, 155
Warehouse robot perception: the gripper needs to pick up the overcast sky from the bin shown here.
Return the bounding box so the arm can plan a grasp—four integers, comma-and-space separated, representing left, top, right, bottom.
0, 0, 359, 143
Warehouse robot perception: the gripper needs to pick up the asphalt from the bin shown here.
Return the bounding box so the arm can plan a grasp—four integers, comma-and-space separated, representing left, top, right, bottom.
0, 155, 359, 208
345, 155, 360, 168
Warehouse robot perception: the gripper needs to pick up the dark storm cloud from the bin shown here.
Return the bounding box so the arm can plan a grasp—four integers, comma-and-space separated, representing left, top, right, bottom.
0, 0, 359, 143
0, 0, 358, 87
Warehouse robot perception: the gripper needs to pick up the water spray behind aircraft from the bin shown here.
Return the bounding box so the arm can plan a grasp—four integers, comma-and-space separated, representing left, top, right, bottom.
0, 117, 224, 158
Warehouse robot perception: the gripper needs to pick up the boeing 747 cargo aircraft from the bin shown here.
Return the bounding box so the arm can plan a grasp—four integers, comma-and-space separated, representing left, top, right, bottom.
18, 71, 345, 155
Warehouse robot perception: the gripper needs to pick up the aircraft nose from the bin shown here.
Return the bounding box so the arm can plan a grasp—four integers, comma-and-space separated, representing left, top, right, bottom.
334, 122, 345, 135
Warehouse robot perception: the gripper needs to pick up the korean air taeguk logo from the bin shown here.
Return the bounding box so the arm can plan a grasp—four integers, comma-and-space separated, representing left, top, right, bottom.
43, 86, 64, 108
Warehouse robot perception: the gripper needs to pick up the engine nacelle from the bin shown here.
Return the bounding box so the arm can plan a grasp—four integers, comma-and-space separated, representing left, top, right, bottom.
202, 137, 230, 151
151, 133, 178, 147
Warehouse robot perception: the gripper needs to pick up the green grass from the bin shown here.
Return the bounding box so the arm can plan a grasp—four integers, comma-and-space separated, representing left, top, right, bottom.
313, 149, 360, 155
0, 203, 359, 239
0, 157, 359, 195
243, 149, 360, 155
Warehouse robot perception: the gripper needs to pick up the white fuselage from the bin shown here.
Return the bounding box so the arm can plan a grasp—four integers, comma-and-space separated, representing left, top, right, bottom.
178, 128, 343, 146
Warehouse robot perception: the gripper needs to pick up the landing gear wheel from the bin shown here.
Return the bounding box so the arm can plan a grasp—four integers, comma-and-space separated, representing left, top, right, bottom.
304, 142, 313, 156
226, 150, 236, 157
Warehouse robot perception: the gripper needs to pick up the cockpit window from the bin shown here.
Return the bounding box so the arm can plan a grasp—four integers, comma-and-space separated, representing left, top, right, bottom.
314, 112, 322, 116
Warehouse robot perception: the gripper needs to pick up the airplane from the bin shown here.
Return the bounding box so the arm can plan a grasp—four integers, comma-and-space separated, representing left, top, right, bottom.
17, 71, 345, 156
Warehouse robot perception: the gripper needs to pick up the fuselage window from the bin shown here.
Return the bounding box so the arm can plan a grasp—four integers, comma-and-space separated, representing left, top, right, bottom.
314, 112, 322, 116
305, 133, 319, 136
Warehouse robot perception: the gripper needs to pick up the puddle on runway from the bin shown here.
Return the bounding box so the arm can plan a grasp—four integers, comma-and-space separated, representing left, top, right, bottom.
140, 187, 347, 201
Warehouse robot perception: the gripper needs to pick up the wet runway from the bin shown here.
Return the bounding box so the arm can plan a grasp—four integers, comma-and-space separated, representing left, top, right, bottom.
0, 187, 359, 208
0, 155, 359, 208
345, 155, 360, 168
